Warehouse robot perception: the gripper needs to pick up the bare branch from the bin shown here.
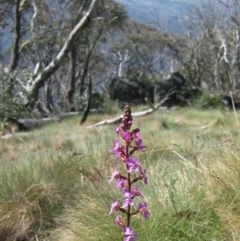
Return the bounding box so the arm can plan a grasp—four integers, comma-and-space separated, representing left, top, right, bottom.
30, 0, 38, 31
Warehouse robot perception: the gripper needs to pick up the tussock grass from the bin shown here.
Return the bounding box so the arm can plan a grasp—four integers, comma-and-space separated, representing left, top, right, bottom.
1, 108, 240, 240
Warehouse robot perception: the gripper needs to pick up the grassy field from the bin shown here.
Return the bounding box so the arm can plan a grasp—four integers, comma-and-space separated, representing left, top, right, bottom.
1, 107, 240, 241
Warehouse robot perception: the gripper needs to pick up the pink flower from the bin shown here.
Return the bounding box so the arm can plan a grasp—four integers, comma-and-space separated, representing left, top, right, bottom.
115, 127, 121, 134
135, 138, 146, 151
122, 191, 134, 208
126, 157, 139, 173
109, 200, 120, 215
115, 178, 127, 190
121, 199, 134, 208
132, 186, 143, 198
131, 128, 140, 139
139, 166, 148, 185
122, 131, 132, 141
109, 168, 119, 183
109, 140, 122, 158
115, 215, 125, 228
138, 202, 150, 219
123, 226, 137, 241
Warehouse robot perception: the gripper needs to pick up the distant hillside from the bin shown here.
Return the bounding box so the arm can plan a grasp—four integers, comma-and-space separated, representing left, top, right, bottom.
115, 0, 193, 34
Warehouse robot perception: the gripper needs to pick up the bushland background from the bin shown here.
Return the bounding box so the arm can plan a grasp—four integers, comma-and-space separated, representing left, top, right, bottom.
1, 0, 240, 240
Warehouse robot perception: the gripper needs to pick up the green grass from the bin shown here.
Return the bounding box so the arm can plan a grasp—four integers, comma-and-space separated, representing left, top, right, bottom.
1, 107, 240, 240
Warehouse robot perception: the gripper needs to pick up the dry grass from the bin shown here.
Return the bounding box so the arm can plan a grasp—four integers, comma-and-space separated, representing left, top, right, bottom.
1, 107, 240, 240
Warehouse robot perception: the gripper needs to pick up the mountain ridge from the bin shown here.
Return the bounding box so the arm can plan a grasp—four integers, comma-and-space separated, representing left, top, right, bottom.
115, 0, 193, 33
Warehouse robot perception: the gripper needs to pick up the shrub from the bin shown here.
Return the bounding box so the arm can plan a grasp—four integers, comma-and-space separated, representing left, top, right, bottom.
192, 90, 222, 109
0, 66, 32, 121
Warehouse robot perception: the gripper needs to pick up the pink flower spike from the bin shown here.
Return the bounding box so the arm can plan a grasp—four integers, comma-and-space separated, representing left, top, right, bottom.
123, 226, 137, 241
138, 202, 150, 219
109, 168, 119, 183
115, 215, 125, 228
108, 106, 149, 238
109, 200, 120, 215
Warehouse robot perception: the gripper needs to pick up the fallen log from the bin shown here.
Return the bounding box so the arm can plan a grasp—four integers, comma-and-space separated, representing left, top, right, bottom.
1, 116, 62, 131
86, 108, 155, 128
1, 109, 103, 131
86, 93, 170, 128
17, 117, 61, 130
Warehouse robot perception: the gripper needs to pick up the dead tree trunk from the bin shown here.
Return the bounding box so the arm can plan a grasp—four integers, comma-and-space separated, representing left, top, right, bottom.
7, 0, 22, 99
9, 0, 21, 72
46, 78, 53, 112
80, 77, 92, 125
80, 27, 104, 95
66, 45, 77, 111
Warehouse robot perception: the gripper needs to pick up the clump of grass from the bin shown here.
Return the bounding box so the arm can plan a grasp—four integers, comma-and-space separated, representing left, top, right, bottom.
0, 114, 118, 240
0, 154, 82, 240
201, 147, 240, 239
48, 183, 122, 241
101, 98, 119, 115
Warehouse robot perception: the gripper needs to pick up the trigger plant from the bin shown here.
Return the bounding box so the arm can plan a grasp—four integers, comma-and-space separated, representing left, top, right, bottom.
109, 105, 150, 241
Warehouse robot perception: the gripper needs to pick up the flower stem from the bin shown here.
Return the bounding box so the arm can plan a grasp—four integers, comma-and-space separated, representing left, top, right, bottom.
126, 141, 131, 227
